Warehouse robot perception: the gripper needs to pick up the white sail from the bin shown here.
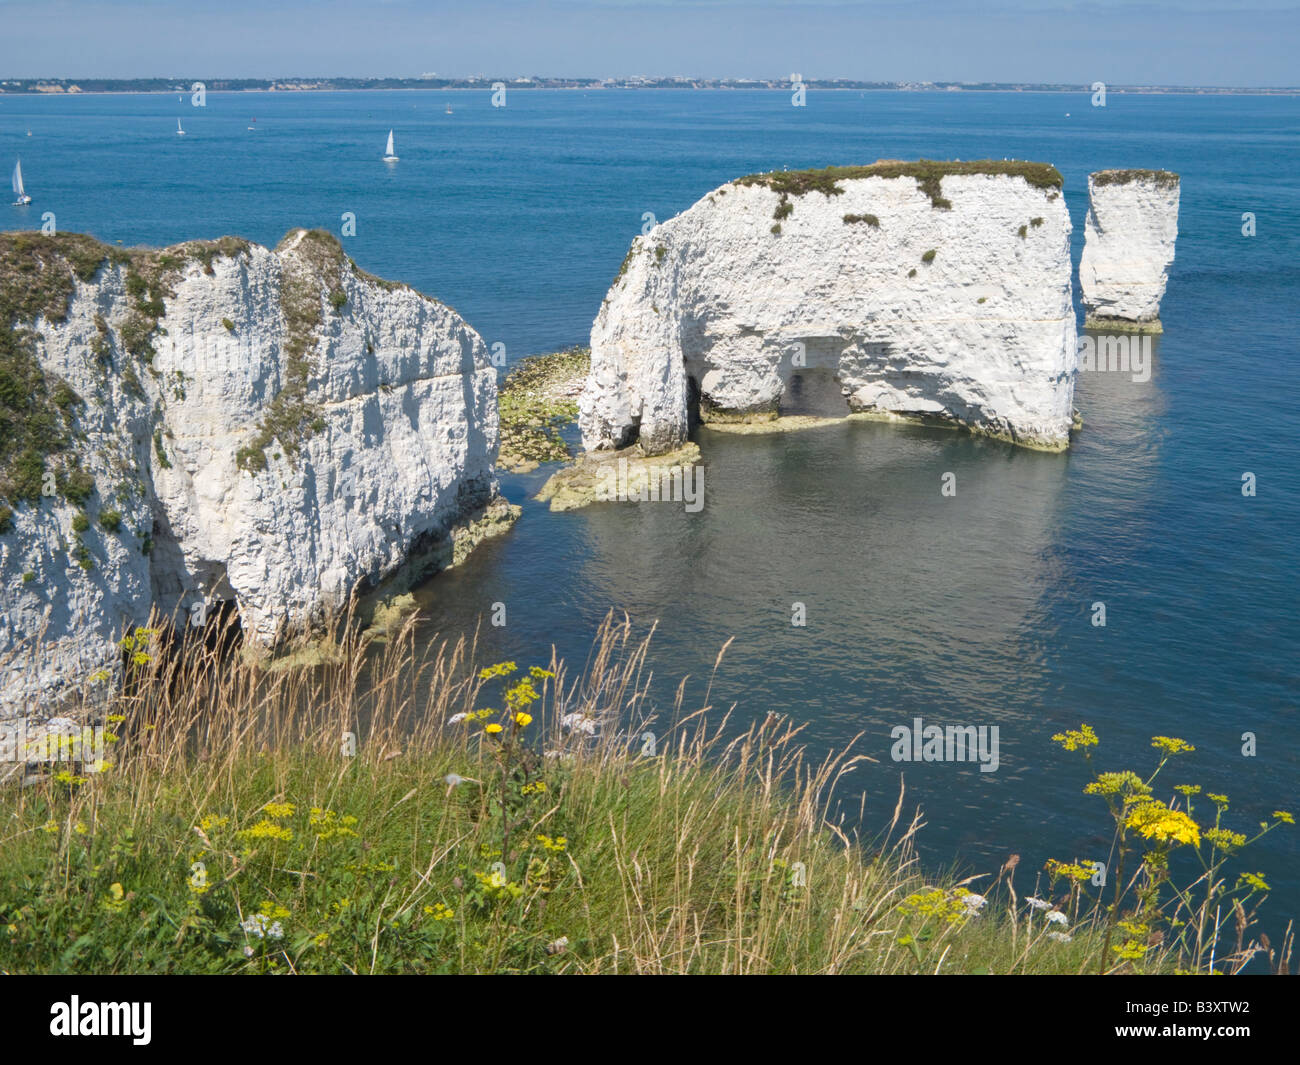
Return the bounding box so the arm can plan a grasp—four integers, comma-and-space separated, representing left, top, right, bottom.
12, 160, 24, 197
385, 130, 395, 157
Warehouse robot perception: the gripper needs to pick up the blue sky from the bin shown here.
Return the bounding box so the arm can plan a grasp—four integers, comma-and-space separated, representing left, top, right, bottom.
1, 1, 1296, 86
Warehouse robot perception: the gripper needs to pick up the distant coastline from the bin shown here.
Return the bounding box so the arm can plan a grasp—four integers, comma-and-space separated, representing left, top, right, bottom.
1, 77, 1297, 96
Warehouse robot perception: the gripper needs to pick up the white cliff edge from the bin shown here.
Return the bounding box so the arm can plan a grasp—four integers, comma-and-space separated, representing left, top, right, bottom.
1079, 169, 1180, 331
579, 161, 1078, 456
0, 229, 511, 709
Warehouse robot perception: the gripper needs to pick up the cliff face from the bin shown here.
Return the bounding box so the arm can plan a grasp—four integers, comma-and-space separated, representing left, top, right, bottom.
1079, 170, 1180, 329
0, 229, 504, 707
580, 161, 1078, 455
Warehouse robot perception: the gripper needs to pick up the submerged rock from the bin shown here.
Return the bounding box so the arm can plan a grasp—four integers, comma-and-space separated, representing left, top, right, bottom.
537, 442, 702, 513
579, 160, 1078, 456
1079, 169, 1180, 331
0, 229, 508, 707
497, 346, 589, 472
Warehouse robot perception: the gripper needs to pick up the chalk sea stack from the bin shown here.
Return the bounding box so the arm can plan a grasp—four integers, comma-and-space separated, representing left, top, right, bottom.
1079, 169, 1180, 332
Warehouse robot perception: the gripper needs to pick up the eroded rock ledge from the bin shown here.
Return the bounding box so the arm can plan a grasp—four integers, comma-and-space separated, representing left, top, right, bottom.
0, 229, 509, 707
579, 160, 1078, 456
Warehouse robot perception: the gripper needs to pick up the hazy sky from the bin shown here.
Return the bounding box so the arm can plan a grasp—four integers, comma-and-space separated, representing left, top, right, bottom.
1, 1, 1297, 87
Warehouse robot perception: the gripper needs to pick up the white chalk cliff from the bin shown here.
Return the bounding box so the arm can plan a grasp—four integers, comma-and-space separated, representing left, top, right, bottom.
1079, 170, 1179, 328
580, 161, 1078, 455
0, 229, 507, 708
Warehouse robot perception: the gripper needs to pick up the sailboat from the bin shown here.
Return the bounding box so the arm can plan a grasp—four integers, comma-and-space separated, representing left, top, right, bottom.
12, 159, 31, 206
382, 129, 399, 162
445, 101, 453, 115
176, 118, 186, 136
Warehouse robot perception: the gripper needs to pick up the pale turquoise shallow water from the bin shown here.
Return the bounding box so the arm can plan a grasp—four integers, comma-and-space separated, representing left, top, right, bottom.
3, 89, 1296, 930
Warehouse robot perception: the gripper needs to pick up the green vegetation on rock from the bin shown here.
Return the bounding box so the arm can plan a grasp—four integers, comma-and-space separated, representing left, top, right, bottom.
0, 233, 110, 506
843, 213, 880, 227
237, 229, 344, 473
1091, 169, 1179, 188
736, 159, 1063, 210
1, 230, 255, 511
152, 430, 172, 470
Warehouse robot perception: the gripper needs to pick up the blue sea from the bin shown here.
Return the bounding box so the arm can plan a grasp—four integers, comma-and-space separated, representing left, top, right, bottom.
3, 88, 1297, 937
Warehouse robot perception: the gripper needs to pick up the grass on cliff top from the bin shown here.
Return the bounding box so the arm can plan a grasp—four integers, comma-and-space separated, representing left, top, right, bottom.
497, 347, 590, 471
2, 609, 1288, 975
735, 159, 1063, 210
1091, 169, 1180, 188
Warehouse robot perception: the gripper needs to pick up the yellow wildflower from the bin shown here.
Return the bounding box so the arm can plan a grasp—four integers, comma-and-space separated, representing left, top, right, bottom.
261, 802, 295, 819
505, 679, 539, 710
1045, 859, 1095, 882
513, 712, 533, 728
102, 883, 126, 914
1125, 802, 1200, 847
1052, 724, 1098, 752
1203, 827, 1246, 851
1151, 736, 1195, 755
478, 662, 518, 680
1272, 810, 1294, 825
1237, 872, 1270, 892
41, 820, 60, 835
423, 902, 455, 921
237, 820, 293, 843
484, 723, 503, 735
475, 868, 524, 901
1084, 771, 1151, 798
896, 887, 971, 925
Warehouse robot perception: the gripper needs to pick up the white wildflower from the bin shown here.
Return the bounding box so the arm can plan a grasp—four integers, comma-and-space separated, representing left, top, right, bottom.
443, 772, 480, 795
268, 921, 284, 940
240, 914, 268, 938
1046, 910, 1069, 926
1046, 931, 1073, 943
561, 712, 597, 736
961, 892, 987, 916
1026, 896, 1051, 911
447, 712, 470, 725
